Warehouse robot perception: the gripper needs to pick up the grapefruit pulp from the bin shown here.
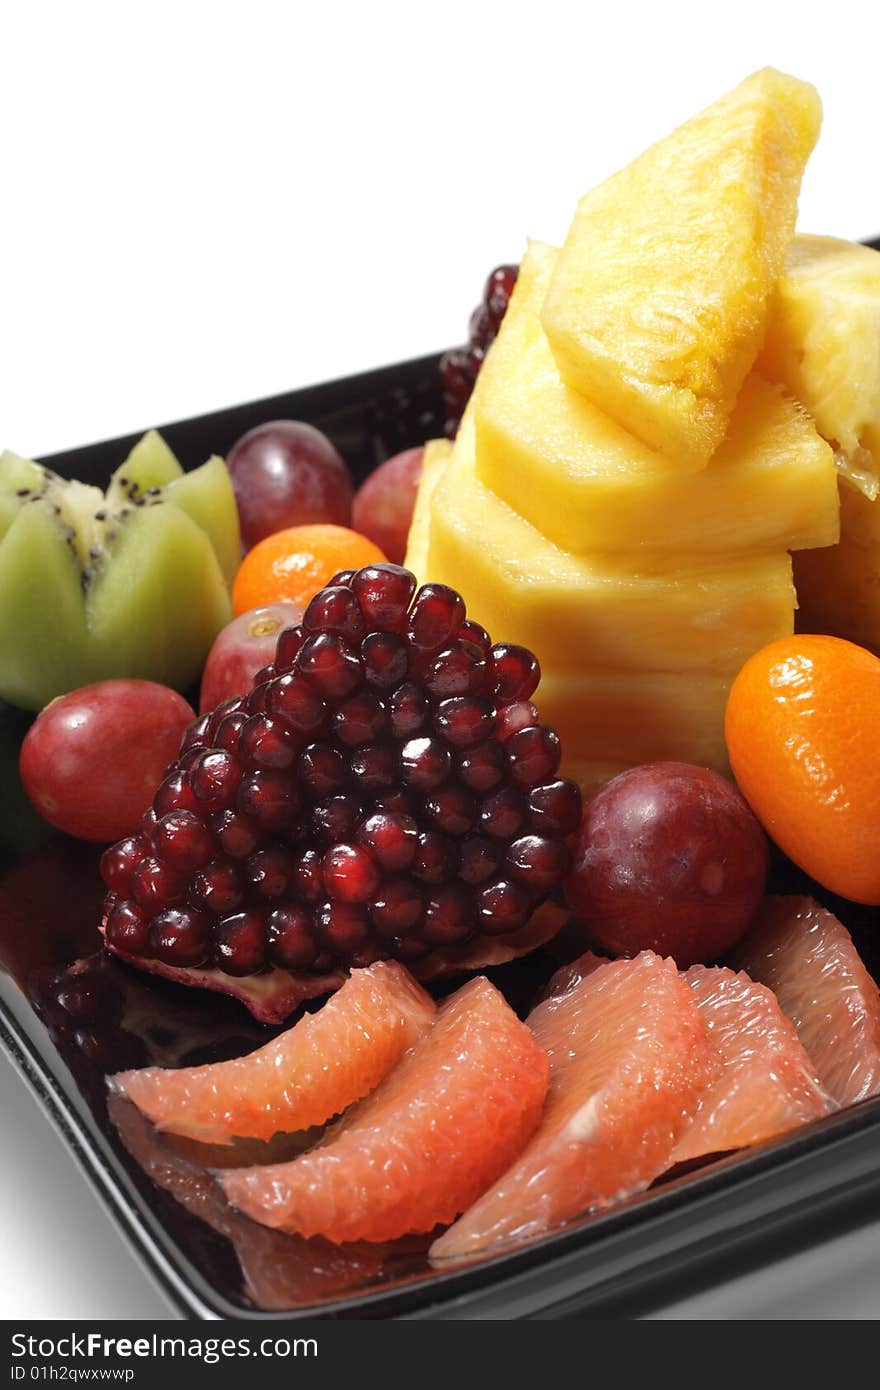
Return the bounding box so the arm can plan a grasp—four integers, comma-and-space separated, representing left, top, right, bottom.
114, 961, 435, 1144
221, 976, 549, 1243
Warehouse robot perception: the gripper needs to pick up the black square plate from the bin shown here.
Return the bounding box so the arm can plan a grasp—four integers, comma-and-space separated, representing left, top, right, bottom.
1, 353, 880, 1320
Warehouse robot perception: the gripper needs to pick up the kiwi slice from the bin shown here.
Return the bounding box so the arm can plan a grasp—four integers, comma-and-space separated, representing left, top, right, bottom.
0, 432, 241, 710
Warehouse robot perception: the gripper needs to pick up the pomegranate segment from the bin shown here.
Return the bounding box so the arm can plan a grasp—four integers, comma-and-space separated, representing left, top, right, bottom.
99, 564, 581, 1017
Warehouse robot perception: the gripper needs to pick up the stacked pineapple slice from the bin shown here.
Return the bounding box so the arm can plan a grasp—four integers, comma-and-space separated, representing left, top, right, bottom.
760, 236, 880, 651
406, 70, 849, 798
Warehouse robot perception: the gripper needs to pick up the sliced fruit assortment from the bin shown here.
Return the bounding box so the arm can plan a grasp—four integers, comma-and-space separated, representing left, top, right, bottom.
431, 951, 711, 1260
731, 897, 880, 1106
114, 960, 435, 1144
671, 965, 831, 1164
0, 432, 240, 710
114, 893, 877, 1262
100, 563, 581, 1020
408, 70, 840, 794
220, 976, 550, 1242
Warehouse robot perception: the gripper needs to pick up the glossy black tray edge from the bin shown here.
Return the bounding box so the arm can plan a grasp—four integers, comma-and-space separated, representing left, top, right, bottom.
1, 352, 880, 1321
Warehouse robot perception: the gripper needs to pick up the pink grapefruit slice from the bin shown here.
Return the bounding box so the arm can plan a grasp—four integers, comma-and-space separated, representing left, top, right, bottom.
730, 895, 880, 1107
221, 976, 550, 1243
430, 951, 711, 1262
671, 964, 832, 1163
113, 960, 435, 1144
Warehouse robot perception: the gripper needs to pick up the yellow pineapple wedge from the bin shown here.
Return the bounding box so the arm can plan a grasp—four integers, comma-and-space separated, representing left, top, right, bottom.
760, 235, 880, 498
475, 240, 838, 555
425, 416, 796, 675
541, 68, 821, 468
403, 437, 452, 582
535, 669, 731, 772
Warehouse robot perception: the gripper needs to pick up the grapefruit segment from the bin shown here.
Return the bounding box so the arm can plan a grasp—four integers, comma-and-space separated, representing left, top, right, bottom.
730, 895, 880, 1106
671, 965, 832, 1163
221, 976, 550, 1243
113, 961, 435, 1144
431, 951, 711, 1261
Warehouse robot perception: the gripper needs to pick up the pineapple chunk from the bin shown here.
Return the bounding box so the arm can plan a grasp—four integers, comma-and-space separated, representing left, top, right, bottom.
760, 235, 880, 498
426, 417, 796, 674
535, 668, 731, 772
475, 241, 838, 555
794, 526, 880, 654
403, 437, 451, 582
541, 68, 821, 468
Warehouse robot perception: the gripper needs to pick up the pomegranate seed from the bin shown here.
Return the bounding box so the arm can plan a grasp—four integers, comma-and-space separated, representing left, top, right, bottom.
333, 690, 387, 746
211, 809, 260, 859
104, 899, 149, 954
316, 900, 370, 957
154, 770, 199, 816
458, 740, 506, 793
490, 644, 541, 703
274, 625, 306, 672
214, 910, 268, 976
100, 836, 146, 895
527, 779, 583, 836
190, 749, 242, 808
506, 834, 570, 891
423, 882, 472, 945
322, 843, 380, 903
245, 846, 297, 901
357, 811, 418, 872
458, 835, 503, 885
408, 584, 465, 653
292, 847, 324, 902
477, 878, 531, 935
478, 786, 524, 840
267, 905, 317, 970
370, 878, 424, 937
400, 736, 452, 790
424, 785, 476, 837
297, 633, 362, 698
239, 714, 298, 769
351, 564, 416, 630
387, 682, 428, 738
312, 795, 360, 843
349, 743, 398, 793
303, 585, 365, 640
149, 907, 212, 966
412, 830, 457, 885
236, 769, 300, 832
297, 742, 347, 798
268, 674, 326, 736
131, 858, 185, 911
433, 696, 495, 748
506, 725, 561, 787
189, 861, 244, 915
362, 631, 409, 690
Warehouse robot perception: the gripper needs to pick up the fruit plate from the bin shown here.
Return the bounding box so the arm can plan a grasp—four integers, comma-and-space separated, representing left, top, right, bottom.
2, 354, 880, 1321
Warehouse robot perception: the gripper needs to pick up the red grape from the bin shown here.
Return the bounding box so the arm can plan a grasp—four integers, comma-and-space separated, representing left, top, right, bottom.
19, 680, 195, 842
227, 421, 354, 551
352, 447, 424, 565
199, 601, 302, 713
565, 762, 769, 967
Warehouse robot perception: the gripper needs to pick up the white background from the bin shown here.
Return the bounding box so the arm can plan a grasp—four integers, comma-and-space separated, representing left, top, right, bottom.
2, 0, 880, 1319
